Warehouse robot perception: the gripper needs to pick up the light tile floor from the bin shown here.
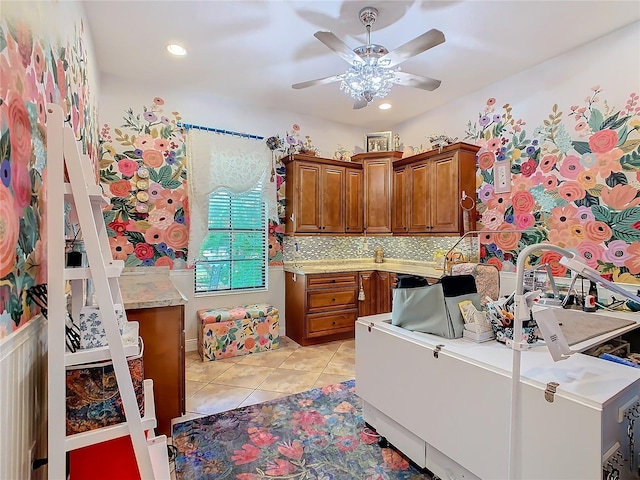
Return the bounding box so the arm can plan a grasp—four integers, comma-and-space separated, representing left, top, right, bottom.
180, 337, 356, 422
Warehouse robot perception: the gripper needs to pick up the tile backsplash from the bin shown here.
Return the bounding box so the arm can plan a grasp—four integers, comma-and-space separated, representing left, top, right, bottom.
283, 235, 478, 263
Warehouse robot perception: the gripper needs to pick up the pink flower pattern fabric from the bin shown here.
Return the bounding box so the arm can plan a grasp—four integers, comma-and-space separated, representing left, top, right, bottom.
198, 304, 280, 361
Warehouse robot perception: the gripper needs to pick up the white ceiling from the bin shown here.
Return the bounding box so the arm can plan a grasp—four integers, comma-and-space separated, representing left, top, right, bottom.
83, 1, 640, 130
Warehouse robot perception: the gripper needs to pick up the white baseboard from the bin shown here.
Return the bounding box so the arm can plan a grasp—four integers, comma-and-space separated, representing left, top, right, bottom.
185, 338, 198, 352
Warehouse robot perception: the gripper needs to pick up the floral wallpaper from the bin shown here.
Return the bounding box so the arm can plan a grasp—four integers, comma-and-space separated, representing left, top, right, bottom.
99, 101, 288, 269
468, 88, 640, 284
99, 98, 190, 269
0, 11, 98, 338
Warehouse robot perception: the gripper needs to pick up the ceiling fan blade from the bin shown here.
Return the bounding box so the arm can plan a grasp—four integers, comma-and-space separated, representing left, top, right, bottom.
393, 71, 441, 91
292, 74, 343, 90
314, 31, 364, 65
380, 29, 445, 67
353, 98, 369, 109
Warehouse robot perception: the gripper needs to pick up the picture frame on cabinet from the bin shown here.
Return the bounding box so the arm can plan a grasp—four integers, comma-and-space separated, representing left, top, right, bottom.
494, 160, 511, 193
365, 131, 392, 152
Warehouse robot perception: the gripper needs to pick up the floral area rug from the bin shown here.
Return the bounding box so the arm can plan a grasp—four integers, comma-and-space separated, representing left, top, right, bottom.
172, 380, 431, 479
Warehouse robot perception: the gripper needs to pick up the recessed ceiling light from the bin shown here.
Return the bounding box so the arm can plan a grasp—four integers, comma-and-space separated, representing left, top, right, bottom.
167, 44, 187, 56
378, 103, 392, 110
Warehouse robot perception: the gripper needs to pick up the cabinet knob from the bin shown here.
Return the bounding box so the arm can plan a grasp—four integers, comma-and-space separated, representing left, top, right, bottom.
332, 298, 336, 302
332, 321, 336, 325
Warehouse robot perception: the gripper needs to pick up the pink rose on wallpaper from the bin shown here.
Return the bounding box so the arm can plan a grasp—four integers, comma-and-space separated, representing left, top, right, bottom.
600, 184, 640, 210
539, 154, 557, 173
117, 158, 138, 177
481, 209, 503, 230
511, 190, 535, 213
148, 208, 174, 229
164, 223, 189, 249
142, 149, 164, 168
539, 252, 567, 277
584, 221, 612, 243
109, 179, 132, 197
147, 182, 164, 200
134, 243, 155, 260
15, 22, 33, 68
558, 155, 581, 179
493, 224, 521, 251
8, 92, 32, 167
625, 243, 640, 274
519, 158, 537, 177
0, 185, 19, 279
588, 129, 618, 153
109, 235, 134, 260
154, 256, 174, 268
477, 150, 495, 170
603, 240, 631, 267
543, 174, 558, 190
578, 241, 605, 269
33, 42, 45, 81
108, 219, 128, 235
558, 181, 585, 202
528, 170, 545, 186
486, 257, 503, 271
514, 213, 535, 229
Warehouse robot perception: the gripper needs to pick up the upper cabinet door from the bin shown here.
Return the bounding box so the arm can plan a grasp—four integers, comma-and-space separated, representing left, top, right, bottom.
430, 154, 459, 233
321, 166, 345, 233
294, 162, 322, 233
408, 161, 431, 233
391, 167, 408, 233
345, 168, 364, 234
364, 158, 392, 233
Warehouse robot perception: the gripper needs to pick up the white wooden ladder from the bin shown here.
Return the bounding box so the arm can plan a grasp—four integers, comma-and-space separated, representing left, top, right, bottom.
46, 103, 165, 479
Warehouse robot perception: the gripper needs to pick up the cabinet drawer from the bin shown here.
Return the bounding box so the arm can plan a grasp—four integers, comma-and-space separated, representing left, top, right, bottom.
307, 310, 357, 337
307, 289, 357, 312
306, 273, 358, 289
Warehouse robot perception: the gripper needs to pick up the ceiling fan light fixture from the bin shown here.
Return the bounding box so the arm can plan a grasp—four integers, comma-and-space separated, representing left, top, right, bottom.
340, 59, 396, 103
167, 44, 187, 56
378, 103, 392, 110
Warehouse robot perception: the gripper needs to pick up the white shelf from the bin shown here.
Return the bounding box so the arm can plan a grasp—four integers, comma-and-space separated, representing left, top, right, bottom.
65, 379, 158, 451
65, 321, 139, 366
64, 260, 124, 280
64, 182, 109, 205
148, 435, 172, 480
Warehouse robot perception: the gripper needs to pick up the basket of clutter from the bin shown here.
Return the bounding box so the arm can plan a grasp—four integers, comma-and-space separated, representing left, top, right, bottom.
485, 297, 540, 345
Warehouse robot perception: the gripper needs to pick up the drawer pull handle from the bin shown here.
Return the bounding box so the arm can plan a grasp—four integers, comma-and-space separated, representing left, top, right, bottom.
331, 279, 336, 283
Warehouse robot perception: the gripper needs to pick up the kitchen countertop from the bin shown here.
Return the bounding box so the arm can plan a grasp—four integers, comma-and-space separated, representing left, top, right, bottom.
283, 258, 445, 278
119, 266, 188, 309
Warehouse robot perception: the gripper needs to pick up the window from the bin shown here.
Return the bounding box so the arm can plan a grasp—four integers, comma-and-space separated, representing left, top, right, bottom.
194, 183, 267, 293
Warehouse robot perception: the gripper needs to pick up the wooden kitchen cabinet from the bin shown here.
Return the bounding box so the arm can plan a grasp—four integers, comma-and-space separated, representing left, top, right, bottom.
345, 167, 364, 234
352, 151, 403, 234
392, 142, 479, 234
358, 271, 397, 317
284, 154, 363, 234
285, 271, 359, 345
125, 304, 185, 437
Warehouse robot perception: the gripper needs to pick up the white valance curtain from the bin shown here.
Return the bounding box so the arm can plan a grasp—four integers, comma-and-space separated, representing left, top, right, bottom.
186, 128, 276, 266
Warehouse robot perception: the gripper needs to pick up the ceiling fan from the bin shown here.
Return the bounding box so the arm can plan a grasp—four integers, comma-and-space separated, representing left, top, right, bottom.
292, 6, 445, 109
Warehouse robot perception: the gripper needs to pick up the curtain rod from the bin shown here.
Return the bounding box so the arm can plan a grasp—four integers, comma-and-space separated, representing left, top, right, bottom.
178, 122, 264, 140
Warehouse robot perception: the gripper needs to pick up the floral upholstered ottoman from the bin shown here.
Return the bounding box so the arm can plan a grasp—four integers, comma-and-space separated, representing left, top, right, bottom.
197, 304, 280, 361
